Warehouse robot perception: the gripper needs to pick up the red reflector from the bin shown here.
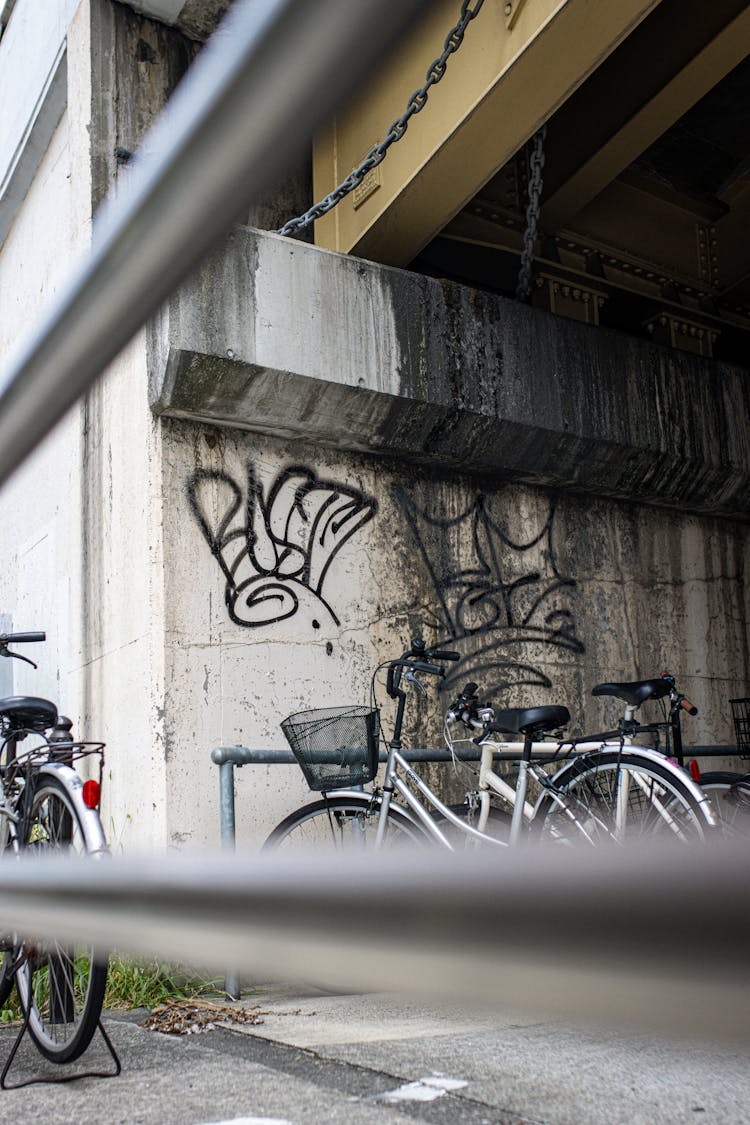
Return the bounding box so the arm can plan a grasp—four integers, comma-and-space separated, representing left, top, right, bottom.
82, 779, 101, 809
689, 759, 701, 782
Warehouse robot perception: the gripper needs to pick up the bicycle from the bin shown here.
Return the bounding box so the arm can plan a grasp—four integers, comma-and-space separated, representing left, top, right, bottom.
263, 640, 716, 851
690, 699, 750, 836
445, 672, 718, 845
0, 631, 109, 1065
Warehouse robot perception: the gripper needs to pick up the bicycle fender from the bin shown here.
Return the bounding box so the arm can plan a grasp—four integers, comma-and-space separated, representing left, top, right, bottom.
36, 763, 109, 855
534, 745, 718, 826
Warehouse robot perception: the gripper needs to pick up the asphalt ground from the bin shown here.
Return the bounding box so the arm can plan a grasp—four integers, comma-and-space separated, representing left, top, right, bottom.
1, 988, 749, 1124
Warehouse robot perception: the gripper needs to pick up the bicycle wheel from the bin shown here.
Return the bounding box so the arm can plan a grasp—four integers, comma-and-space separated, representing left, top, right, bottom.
0, 821, 18, 1007
700, 771, 750, 837
262, 795, 428, 852
14, 775, 108, 1063
0, 949, 13, 1007
535, 749, 714, 844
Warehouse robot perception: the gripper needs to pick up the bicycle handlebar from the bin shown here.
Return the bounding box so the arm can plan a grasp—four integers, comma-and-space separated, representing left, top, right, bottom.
385, 639, 460, 700
660, 672, 698, 718
0, 632, 45, 644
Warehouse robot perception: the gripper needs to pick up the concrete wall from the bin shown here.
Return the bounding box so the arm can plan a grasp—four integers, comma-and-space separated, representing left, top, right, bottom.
0, 0, 747, 858
159, 419, 749, 848
0, 0, 192, 853
146, 223, 749, 847
0, 97, 83, 714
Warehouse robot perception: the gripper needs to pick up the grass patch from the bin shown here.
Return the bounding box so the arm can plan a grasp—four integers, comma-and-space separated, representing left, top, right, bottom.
0, 956, 223, 1022
104, 956, 224, 1011
0, 992, 21, 1023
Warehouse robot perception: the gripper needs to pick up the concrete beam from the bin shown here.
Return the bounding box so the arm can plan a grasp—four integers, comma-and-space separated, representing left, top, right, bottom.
149, 226, 750, 520
0, 0, 76, 249
119, 0, 232, 41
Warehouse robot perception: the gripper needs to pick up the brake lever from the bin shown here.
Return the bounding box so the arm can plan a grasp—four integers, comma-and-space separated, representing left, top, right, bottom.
405, 669, 427, 697
0, 645, 36, 669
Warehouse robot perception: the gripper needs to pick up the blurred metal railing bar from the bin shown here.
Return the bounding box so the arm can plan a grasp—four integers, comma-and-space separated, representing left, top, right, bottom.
0, 0, 428, 488
0, 844, 748, 1037
212, 739, 735, 1000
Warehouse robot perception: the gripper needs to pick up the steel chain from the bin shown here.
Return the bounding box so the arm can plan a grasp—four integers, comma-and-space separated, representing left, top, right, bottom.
515, 124, 547, 301
273, 0, 486, 238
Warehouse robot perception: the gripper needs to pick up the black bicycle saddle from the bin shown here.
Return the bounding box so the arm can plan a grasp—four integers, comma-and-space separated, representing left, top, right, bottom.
488, 705, 570, 737
591, 679, 670, 707
0, 696, 58, 733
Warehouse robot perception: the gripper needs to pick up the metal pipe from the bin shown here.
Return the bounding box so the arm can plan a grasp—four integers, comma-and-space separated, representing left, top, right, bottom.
210, 744, 737, 766
218, 760, 239, 998
218, 761, 236, 852
0, 0, 428, 487
0, 843, 749, 1037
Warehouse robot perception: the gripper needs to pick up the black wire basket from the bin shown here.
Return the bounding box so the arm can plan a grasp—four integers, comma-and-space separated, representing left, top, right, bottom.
730, 698, 750, 760
280, 705, 380, 791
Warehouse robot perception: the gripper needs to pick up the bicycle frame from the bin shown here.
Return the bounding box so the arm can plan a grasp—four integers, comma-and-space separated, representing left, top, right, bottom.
375, 744, 507, 849
344, 643, 716, 852
375, 644, 626, 849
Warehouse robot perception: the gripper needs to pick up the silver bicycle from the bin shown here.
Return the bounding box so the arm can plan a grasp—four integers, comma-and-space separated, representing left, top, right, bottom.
264, 640, 717, 851
0, 631, 109, 1065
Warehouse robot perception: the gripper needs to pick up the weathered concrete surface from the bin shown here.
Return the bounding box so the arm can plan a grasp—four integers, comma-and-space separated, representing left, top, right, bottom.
119, 0, 232, 42
150, 226, 750, 519
161, 420, 748, 849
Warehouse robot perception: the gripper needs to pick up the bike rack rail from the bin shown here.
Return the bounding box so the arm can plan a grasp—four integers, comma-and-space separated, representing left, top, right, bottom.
211, 742, 737, 850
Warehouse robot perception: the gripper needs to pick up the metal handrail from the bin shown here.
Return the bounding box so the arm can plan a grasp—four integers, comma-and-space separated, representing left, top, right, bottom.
0, 0, 428, 487
0, 844, 748, 1038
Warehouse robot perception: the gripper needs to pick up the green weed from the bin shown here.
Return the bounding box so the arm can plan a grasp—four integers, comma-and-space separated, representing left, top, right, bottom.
104, 956, 223, 1010
0, 955, 223, 1022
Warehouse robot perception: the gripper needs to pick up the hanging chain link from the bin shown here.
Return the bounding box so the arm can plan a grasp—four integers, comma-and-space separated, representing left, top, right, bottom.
515, 124, 547, 301
273, 0, 486, 238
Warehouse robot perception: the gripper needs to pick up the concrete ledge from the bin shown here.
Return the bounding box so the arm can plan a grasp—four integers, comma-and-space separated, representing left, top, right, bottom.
149, 226, 750, 518
0, 42, 66, 250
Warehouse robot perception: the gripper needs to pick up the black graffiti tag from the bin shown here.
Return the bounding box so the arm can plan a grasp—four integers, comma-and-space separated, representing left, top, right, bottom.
189, 465, 377, 627
394, 486, 584, 698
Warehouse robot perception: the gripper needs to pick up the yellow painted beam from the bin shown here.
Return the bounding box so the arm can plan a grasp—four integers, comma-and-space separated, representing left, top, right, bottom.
543, 2, 750, 231
312, 0, 661, 266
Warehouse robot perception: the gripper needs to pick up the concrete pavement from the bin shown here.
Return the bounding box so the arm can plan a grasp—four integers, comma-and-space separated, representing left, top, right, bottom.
1, 988, 749, 1124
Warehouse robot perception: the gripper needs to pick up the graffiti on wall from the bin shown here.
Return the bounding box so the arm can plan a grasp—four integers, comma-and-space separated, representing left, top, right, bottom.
394, 487, 584, 698
188, 465, 376, 627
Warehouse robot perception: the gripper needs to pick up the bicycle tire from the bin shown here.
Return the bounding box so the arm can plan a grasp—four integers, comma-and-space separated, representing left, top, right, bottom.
262, 794, 428, 851
14, 774, 108, 1063
534, 749, 714, 844
699, 771, 750, 837
0, 817, 20, 1008
0, 950, 13, 1008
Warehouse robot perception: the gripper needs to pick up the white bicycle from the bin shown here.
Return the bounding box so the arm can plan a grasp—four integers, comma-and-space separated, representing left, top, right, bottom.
264, 641, 717, 851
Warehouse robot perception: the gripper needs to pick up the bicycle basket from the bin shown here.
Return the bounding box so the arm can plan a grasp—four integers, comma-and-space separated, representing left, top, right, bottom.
280, 706, 380, 791
731, 698, 750, 760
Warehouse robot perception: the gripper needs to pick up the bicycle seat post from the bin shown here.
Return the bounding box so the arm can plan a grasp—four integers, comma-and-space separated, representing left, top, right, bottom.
510, 730, 534, 846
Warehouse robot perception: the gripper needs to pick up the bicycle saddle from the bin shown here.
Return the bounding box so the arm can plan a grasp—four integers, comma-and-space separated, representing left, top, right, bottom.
591, 679, 670, 707
0, 695, 58, 733
488, 705, 570, 737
